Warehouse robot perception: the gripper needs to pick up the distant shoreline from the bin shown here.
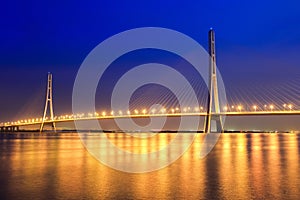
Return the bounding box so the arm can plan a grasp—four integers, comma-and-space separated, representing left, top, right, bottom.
0, 130, 298, 139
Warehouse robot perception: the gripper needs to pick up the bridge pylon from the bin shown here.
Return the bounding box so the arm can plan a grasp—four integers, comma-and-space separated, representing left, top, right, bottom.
40, 72, 56, 132
204, 29, 223, 133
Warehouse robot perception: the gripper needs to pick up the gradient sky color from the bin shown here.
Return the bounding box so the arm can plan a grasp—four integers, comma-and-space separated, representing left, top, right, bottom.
1, 0, 300, 121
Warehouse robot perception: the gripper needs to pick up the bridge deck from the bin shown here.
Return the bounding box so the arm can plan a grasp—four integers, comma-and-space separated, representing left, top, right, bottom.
1, 111, 300, 128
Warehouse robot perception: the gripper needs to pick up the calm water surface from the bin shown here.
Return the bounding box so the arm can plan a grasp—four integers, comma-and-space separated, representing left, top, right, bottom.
0, 133, 299, 200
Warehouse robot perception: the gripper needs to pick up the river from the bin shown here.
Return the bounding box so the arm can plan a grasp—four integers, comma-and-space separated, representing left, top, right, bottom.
0, 133, 299, 199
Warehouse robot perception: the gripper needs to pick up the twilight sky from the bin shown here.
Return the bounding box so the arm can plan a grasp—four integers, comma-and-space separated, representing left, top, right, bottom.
1, 0, 300, 121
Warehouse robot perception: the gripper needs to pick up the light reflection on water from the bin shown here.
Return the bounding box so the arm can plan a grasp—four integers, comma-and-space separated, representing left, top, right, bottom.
0, 133, 299, 199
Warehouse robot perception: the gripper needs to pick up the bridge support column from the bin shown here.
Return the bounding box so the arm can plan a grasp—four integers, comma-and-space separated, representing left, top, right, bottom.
210, 115, 223, 133
12, 126, 19, 132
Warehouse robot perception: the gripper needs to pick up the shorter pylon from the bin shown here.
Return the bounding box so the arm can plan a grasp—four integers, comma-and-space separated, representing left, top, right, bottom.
40, 72, 56, 132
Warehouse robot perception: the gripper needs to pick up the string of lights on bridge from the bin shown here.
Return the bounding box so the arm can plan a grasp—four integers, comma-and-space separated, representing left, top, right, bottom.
0, 103, 297, 127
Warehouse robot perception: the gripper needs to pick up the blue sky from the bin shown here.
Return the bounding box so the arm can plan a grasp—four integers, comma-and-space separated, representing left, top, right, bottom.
1, 0, 300, 120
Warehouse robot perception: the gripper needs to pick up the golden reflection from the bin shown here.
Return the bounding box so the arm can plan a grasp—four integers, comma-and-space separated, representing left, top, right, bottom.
178, 133, 206, 199
234, 134, 250, 198
219, 134, 235, 199
250, 134, 264, 197
105, 133, 176, 154
267, 134, 280, 195
1, 133, 300, 199
285, 134, 299, 199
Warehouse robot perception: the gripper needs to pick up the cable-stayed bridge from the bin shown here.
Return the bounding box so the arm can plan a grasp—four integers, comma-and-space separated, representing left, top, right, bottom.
0, 29, 299, 133
1, 109, 299, 131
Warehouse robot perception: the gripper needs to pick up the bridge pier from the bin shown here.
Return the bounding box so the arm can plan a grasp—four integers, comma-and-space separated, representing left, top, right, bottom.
13, 126, 19, 132
210, 115, 223, 133
0, 126, 19, 133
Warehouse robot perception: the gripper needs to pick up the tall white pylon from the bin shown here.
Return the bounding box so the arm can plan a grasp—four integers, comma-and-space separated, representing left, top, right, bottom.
205, 28, 223, 133
40, 72, 56, 132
